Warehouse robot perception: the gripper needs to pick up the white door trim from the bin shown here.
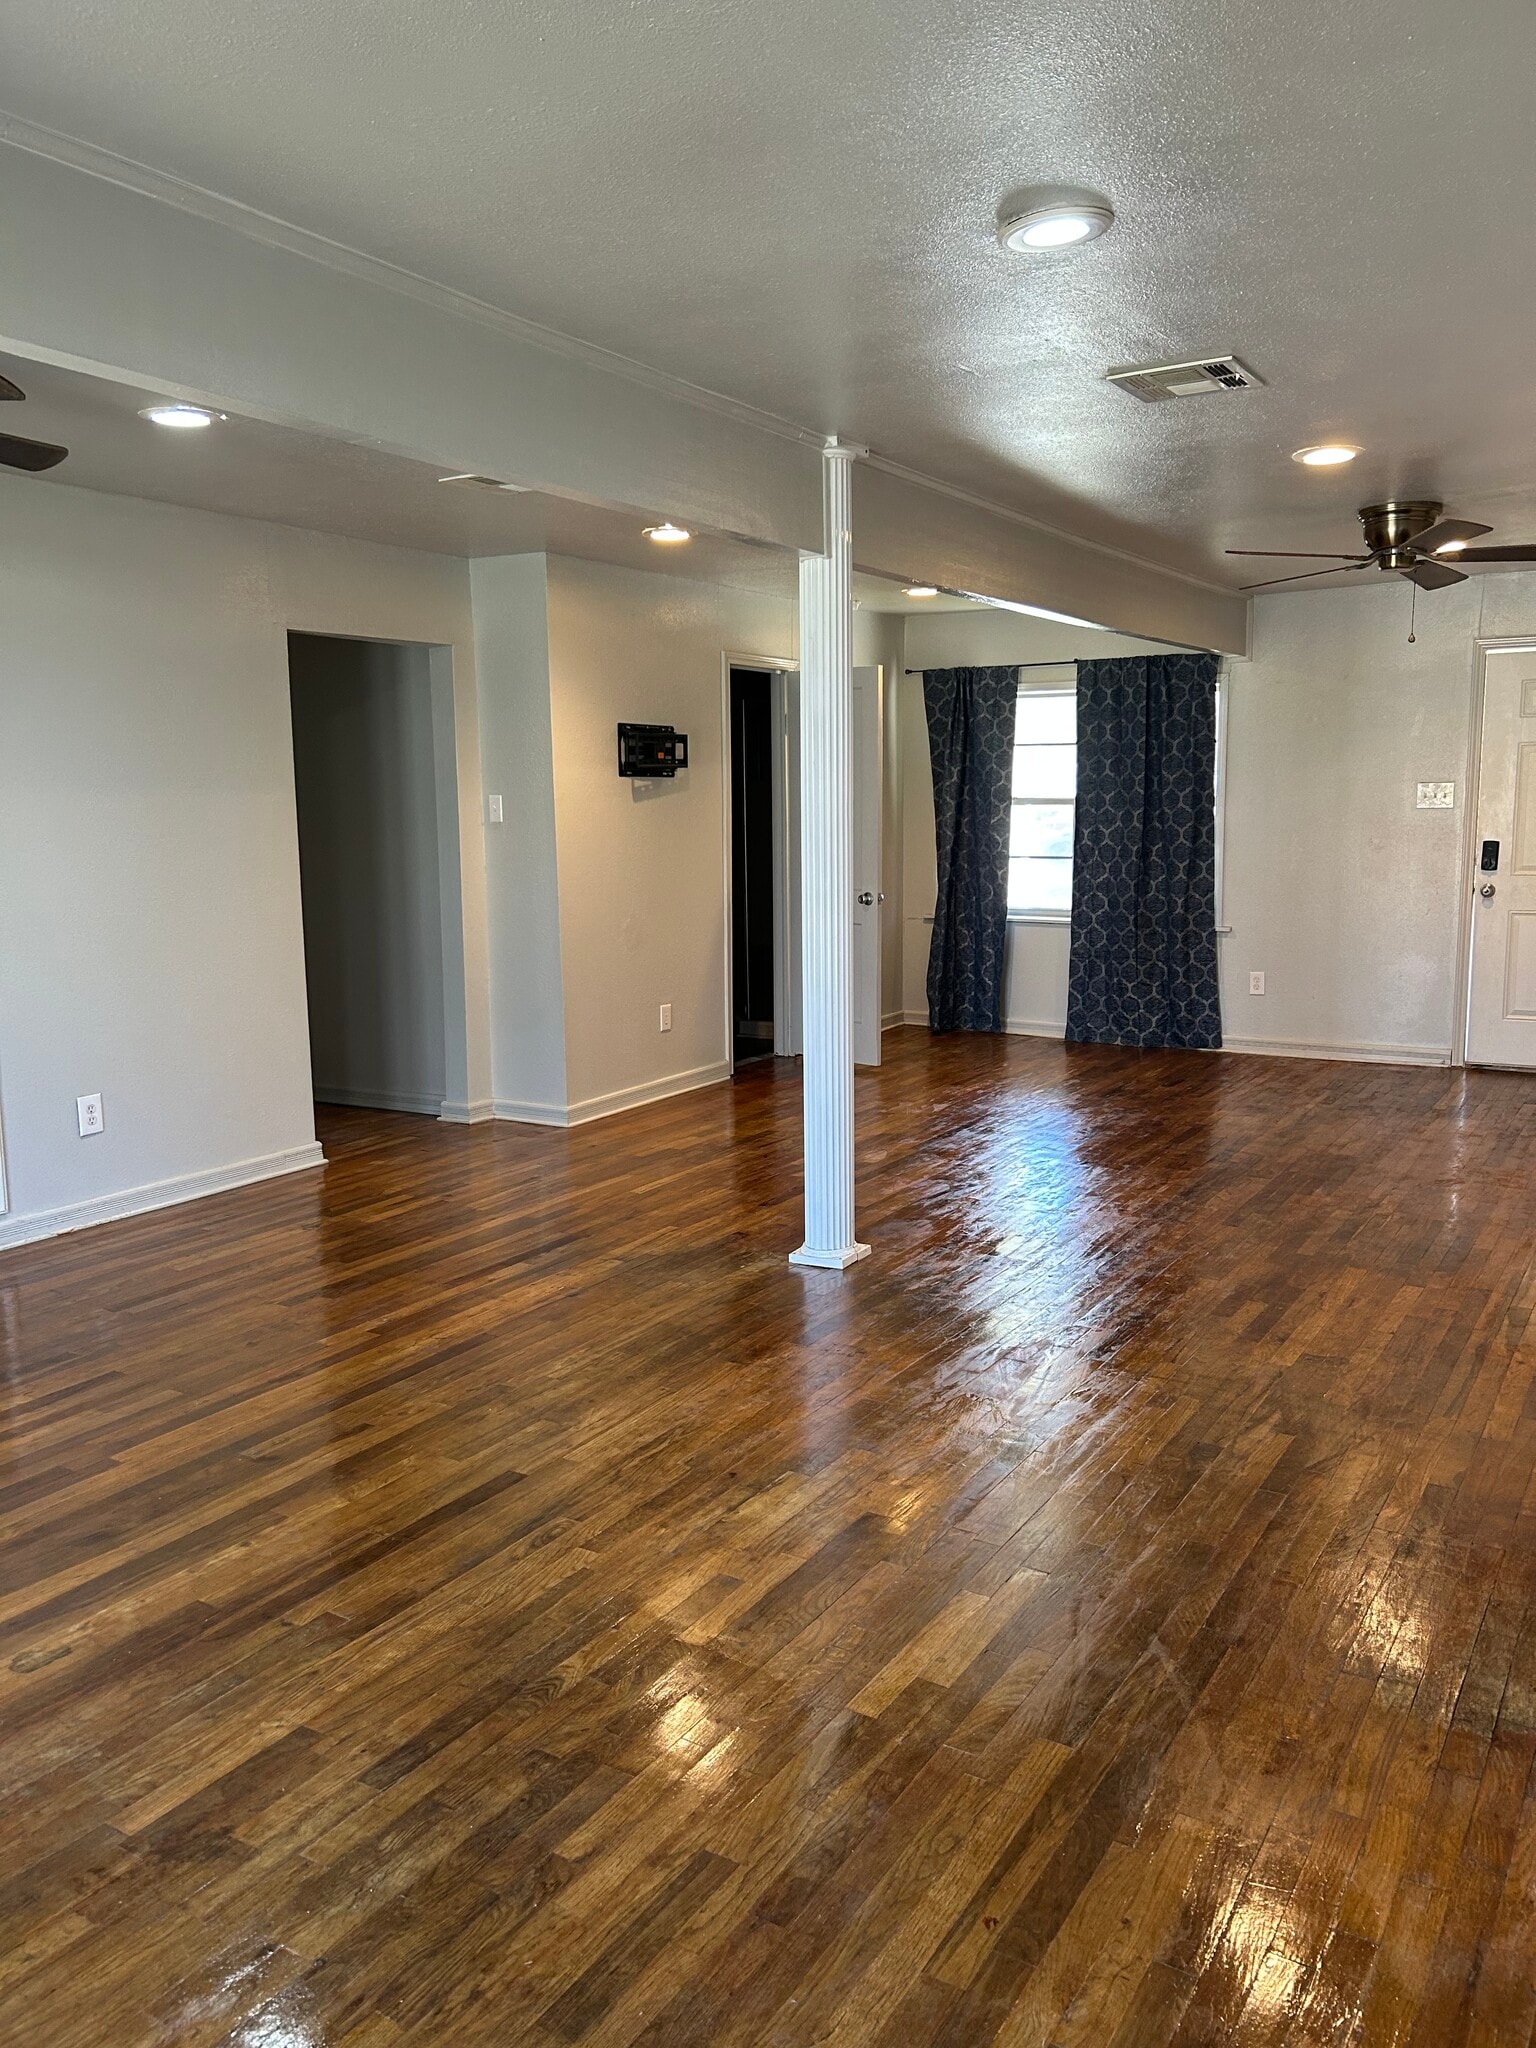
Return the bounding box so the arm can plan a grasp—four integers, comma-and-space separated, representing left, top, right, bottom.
1455, 638, 1536, 1066
720, 651, 795, 1074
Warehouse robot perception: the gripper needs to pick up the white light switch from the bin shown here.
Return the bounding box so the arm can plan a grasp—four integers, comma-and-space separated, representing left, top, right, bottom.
659, 1003, 672, 1032
487, 794, 504, 824
77, 1092, 104, 1137
1416, 781, 1455, 810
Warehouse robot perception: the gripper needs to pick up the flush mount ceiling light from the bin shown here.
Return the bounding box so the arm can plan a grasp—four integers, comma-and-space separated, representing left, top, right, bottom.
997, 190, 1115, 254
903, 584, 939, 598
643, 521, 691, 544
1292, 443, 1360, 467
139, 403, 222, 429
1434, 538, 1468, 554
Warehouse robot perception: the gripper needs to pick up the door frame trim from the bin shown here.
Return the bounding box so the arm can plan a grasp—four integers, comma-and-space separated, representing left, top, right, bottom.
1455, 638, 1536, 1066
720, 651, 795, 1075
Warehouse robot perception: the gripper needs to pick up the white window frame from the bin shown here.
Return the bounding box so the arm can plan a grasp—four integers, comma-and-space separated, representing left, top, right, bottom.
1008, 666, 1078, 924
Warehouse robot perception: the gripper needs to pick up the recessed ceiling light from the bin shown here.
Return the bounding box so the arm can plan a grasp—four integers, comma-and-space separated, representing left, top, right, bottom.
997, 196, 1114, 254
140, 403, 221, 429
643, 522, 691, 544
904, 584, 939, 598
1292, 443, 1359, 467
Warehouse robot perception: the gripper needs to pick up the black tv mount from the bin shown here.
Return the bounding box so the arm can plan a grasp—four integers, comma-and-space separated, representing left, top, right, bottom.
617, 723, 689, 778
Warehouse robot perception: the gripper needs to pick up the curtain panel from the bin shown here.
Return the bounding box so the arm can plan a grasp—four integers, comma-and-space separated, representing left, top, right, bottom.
1066, 652, 1222, 1051
923, 666, 1020, 1033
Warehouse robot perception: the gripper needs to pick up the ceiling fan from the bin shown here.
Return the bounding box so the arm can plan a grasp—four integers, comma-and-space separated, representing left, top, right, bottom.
1228, 501, 1536, 591
0, 373, 68, 473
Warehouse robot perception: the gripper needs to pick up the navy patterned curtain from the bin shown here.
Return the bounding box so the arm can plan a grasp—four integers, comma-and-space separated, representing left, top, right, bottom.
1066, 652, 1222, 1050
923, 666, 1020, 1032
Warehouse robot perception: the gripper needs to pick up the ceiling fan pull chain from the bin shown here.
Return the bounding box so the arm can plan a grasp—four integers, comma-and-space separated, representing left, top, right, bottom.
1408, 580, 1417, 644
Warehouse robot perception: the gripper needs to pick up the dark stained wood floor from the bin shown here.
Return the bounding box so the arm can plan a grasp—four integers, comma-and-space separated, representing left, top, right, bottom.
2, 1029, 1535, 2047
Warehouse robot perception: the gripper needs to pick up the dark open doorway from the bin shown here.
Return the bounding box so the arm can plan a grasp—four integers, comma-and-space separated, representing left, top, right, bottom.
729, 667, 776, 1068
288, 632, 448, 1115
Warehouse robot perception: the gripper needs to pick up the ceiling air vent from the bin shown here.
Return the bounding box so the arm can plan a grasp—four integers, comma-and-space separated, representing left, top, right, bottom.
1105, 355, 1263, 403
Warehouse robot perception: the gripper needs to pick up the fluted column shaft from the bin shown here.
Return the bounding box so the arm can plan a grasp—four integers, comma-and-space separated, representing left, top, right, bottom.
789, 442, 870, 1270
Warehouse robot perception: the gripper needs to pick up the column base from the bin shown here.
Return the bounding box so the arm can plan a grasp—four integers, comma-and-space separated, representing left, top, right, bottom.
788, 1241, 872, 1271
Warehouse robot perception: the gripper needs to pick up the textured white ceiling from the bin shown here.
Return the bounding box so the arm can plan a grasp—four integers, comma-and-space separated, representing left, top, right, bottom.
0, 349, 969, 608
3, 0, 1535, 584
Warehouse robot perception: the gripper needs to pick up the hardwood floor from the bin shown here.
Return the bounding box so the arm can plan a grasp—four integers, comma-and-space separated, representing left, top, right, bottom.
2, 1029, 1534, 2046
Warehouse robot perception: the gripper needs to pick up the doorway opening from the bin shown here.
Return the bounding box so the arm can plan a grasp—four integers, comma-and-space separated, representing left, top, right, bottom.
729, 667, 778, 1068
288, 632, 452, 1116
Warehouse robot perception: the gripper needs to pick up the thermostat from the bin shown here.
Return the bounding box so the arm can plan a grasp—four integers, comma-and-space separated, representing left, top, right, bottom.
618, 723, 688, 777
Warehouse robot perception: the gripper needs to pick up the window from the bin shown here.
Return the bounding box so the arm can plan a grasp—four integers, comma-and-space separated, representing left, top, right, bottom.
1009, 685, 1076, 914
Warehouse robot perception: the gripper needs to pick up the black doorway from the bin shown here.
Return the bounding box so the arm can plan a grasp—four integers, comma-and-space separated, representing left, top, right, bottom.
730, 667, 776, 1068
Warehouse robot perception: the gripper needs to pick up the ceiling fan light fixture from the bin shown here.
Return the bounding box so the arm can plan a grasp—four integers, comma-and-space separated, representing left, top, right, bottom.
643, 522, 692, 544
903, 584, 939, 598
1435, 539, 1468, 554
997, 192, 1114, 254
140, 403, 222, 430
1292, 443, 1360, 467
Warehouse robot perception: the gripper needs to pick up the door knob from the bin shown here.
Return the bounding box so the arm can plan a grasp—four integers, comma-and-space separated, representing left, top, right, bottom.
1480, 882, 1496, 899
857, 891, 874, 905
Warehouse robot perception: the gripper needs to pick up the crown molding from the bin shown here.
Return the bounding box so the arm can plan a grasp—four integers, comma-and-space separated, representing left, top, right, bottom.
0, 111, 1240, 604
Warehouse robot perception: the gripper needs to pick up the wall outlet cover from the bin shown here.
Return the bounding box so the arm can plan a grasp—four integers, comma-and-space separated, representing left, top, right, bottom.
1416, 781, 1455, 809
1248, 971, 1265, 995
77, 1091, 104, 1137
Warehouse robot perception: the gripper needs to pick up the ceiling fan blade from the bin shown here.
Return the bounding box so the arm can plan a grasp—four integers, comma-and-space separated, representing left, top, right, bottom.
1404, 558, 1466, 591
0, 374, 23, 402
1225, 548, 1374, 560
1409, 518, 1492, 556
0, 432, 68, 473
1454, 544, 1536, 562
1241, 561, 1376, 591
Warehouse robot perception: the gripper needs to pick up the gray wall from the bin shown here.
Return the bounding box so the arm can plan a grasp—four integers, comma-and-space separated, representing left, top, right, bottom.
0, 473, 488, 1246
903, 577, 1536, 1061
289, 634, 447, 1114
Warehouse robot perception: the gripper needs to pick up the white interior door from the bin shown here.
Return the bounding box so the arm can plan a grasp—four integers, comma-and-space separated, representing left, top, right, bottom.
1466, 649, 1536, 1068
852, 666, 883, 1067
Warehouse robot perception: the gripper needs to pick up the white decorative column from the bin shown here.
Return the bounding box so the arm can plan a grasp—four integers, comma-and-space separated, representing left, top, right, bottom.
789, 440, 871, 1270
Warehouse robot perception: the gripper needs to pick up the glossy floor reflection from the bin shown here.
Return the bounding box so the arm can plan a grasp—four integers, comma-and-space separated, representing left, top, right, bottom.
2, 1030, 1534, 2045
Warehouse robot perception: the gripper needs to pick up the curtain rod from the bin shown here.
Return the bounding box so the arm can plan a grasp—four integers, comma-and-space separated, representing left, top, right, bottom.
903, 660, 1078, 675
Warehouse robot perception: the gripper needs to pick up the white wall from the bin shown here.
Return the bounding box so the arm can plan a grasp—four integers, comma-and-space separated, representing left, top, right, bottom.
289, 635, 447, 1113
0, 474, 488, 1245
470, 554, 570, 1117
1220, 574, 1536, 1062
544, 555, 799, 1115
902, 577, 1536, 1064
899, 609, 1175, 1031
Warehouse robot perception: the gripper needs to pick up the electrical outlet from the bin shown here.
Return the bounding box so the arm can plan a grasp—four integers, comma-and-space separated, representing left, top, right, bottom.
487, 793, 504, 824
1248, 971, 1265, 996
659, 1003, 672, 1033
77, 1092, 104, 1137
1416, 781, 1455, 810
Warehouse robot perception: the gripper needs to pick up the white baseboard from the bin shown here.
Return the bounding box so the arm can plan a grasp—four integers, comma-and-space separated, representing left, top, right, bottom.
0, 1143, 326, 1252
897, 1009, 1067, 1039
314, 1085, 442, 1116
438, 1098, 495, 1125
495, 1059, 732, 1130
881, 1010, 905, 1031
1222, 1036, 1452, 1068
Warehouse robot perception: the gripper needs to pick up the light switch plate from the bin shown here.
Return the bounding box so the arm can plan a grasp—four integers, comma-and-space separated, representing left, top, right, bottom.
487, 794, 504, 824
1416, 781, 1455, 809
659, 1003, 672, 1032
